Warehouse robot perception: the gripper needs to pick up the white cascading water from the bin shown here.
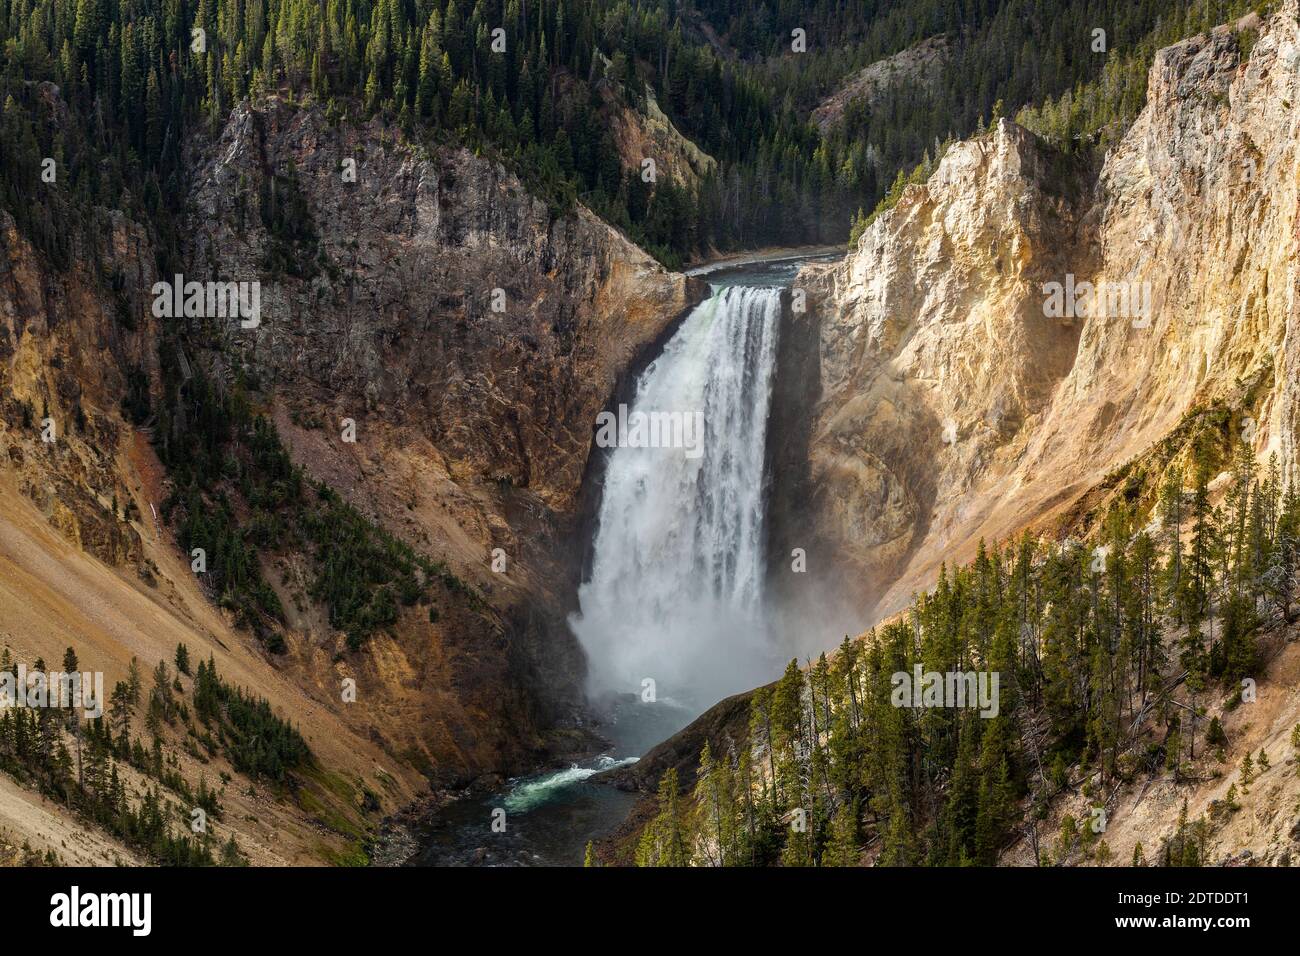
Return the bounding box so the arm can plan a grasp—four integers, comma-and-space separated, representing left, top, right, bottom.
571, 285, 784, 707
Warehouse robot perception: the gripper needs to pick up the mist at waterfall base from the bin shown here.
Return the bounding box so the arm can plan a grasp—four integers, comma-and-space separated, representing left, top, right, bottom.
410, 252, 845, 866
570, 283, 785, 711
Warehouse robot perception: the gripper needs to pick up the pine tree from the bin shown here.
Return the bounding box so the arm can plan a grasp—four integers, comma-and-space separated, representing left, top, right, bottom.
822, 800, 860, 866
636, 768, 690, 867
127, 658, 142, 708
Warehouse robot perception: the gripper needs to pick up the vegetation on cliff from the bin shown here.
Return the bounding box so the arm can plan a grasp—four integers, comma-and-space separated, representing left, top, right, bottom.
1017, 0, 1274, 151
159, 366, 476, 652
636, 425, 1300, 866
0, 0, 1276, 271
0, 644, 311, 864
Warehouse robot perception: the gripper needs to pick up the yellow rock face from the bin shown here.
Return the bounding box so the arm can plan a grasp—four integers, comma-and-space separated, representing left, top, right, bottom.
799, 3, 1300, 624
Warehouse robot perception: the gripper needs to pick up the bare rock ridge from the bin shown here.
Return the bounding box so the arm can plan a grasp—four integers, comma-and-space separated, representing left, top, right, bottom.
791, 1, 1300, 623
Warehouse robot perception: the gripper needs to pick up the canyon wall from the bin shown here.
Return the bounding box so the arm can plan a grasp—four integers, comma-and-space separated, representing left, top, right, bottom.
179, 97, 700, 781
794, 3, 1300, 622
605, 2, 1300, 866
0, 198, 430, 863
0, 92, 698, 860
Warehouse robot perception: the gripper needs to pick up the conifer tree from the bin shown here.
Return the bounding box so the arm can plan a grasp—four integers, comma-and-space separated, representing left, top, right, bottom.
635, 768, 690, 867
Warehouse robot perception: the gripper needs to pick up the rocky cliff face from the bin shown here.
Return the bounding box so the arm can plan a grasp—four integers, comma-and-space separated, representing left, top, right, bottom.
1, 199, 435, 863
175, 96, 700, 786
0, 204, 158, 572
598, 83, 717, 192
187, 97, 693, 516
794, 2, 1300, 622
610, 10, 1300, 863
0, 90, 698, 859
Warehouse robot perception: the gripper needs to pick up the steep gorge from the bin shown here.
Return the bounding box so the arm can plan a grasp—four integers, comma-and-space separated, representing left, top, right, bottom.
603, 1, 1300, 865
179, 96, 702, 781
0, 91, 702, 861
4, 0, 1300, 870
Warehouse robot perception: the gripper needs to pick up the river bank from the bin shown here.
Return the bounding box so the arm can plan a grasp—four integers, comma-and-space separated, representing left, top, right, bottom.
685, 244, 845, 276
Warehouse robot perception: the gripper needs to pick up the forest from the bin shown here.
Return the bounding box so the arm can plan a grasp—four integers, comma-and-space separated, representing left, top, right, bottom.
0, 0, 1273, 270
630, 416, 1300, 867
0, 643, 307, 864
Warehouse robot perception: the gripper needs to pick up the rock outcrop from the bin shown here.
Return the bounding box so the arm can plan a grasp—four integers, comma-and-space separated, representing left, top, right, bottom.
600, 3, 1300, 868
0, 205, 158, 572
598, 83, 717, 192
1, 202, 431, 863
175, 97, 700, 785
186, 97, 694, 516
793, 2, 1300, 622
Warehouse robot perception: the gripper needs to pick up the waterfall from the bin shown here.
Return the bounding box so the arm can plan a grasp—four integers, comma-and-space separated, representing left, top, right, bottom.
571, 285, 784, 707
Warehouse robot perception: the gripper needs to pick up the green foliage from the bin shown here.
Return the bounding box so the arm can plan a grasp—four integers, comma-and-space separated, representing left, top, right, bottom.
303, 485, 433, 651
645, 433, 1293, 865
1230, 25, 1261, 62
6, 0, 1265, 271
161, 372, 292, 650
1016, 0, 1271, 152
0, 647, 294, 865
120, 365, 152, 425
1206, 716, 1227, 747
1161, 799, 1209, 865
849, 143, 949, 245
158, 360, 464, 652
203, 662, 311, 783
636, 767, 691, 866
259, 164, 323, 279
